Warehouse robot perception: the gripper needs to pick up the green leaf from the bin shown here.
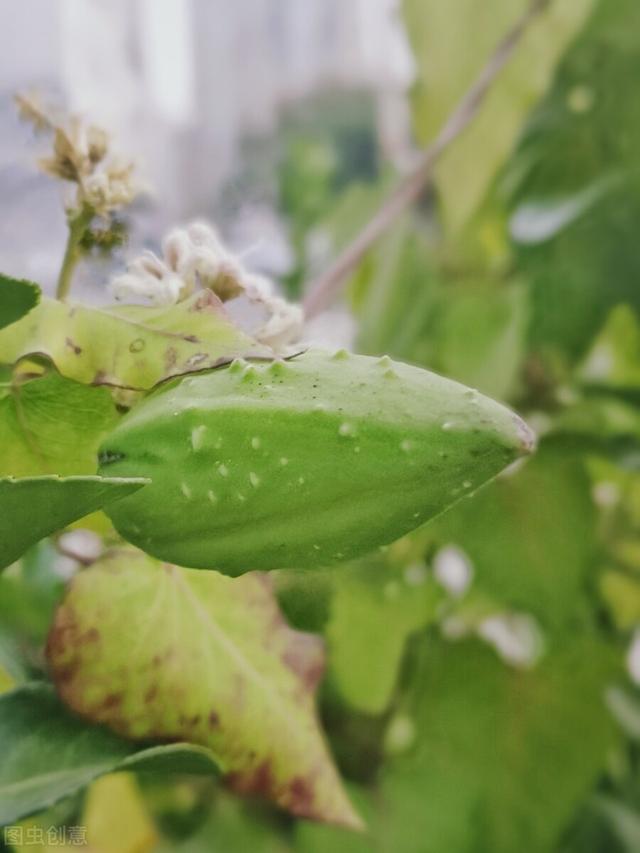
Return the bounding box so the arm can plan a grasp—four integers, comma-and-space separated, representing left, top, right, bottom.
46, 548, 362, 829
0, 274, 40, 331
434, 282, 529, 400
327, 556, 442, 715
352, 217, 439, 367
0, 541, 65, 645
580, 305, 640, 390
0, 682, 219, 826
0, 290, 272, 390
0, 369, 119, 477
377, 636, 615, 853
404, 0, 594, 234
0, 475, 148, 570
503, 0, 640, 357
432, 443, 596, 631
163, 793, 291, 853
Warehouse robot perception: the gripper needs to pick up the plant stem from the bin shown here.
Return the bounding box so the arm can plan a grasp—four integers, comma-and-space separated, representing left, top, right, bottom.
302, 0, 553, 319
55, 206, 93, 301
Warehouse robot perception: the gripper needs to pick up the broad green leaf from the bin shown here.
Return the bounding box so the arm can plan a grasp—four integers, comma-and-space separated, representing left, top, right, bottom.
0, 475, 148, 570
0, 682, 219, 825
433, 282, 529, 400
327, 556, 442, 715
161, 792, 291, 853
503, 0, 640, 357
432, 443, 596, 631
404, 0, 594, 234
0, 369, 119, 477
46, 549, 362, 829
0, 274, 40, 330
580, 305, 640, 390
599, 571, 640, 631
352, 217, 439, 367
0, 290, 272, 390
376, 636, 615, 853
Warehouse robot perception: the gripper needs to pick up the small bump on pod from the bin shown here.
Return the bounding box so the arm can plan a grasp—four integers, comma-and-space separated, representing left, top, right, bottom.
268, 360, 288, 377
331, 348, 350, 361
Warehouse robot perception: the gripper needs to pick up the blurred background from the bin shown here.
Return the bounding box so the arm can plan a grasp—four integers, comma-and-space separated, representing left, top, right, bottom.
0, 0, 413, 307
4, 0, 640, 851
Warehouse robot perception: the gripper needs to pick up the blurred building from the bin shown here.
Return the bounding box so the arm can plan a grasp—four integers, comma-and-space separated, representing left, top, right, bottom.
0, 0, 414, 292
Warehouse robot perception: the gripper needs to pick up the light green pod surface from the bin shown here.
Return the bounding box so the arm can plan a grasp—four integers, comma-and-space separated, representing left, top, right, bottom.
98, 349, 534, 573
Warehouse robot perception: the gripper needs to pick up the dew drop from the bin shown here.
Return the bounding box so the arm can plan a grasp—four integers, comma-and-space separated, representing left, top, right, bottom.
354, 446, 361, 453
207, 490, 217, 504
249, 471, 260, 488
442, 421, 455, 431
463, 480, 472, 489
251, 436, 261, 450
237, 493, 246, 502
279, 457, 289, 466
298, 476, 306, 485
180, 483, 192, 499
313, 544, 321, 551
190, 425, 207, 451
218, 463, 229, 477
339, 422, 355, 437
404, 563, 427, 587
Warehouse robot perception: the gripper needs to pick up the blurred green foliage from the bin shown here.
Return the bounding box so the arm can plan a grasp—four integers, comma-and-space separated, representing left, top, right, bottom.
4, 0, 640, 850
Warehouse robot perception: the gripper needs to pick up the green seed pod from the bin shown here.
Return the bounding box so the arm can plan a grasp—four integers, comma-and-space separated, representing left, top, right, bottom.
98, 349, 534, 574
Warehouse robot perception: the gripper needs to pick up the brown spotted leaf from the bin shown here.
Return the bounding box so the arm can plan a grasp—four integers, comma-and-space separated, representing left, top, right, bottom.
0, 291, 272, 390
46, 548, 362, 829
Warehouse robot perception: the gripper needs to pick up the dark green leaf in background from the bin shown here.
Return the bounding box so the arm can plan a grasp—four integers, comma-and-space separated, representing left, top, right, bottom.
0, 475, 148, 570
0, 274, 40, 331
0, 682, 219, 826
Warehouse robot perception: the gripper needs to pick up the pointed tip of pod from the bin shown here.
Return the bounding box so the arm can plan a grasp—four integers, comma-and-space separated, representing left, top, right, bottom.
513, 413, 537, 456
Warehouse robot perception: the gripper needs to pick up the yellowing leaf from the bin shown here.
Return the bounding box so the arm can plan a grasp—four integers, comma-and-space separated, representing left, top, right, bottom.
0, 291, 272, 390
83, 773, 157, 853
404, 0, 594, 234
47, 549, 362, 829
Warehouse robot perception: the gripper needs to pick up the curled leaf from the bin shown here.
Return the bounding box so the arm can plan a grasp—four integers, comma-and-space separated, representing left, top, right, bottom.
0, 291, 272, 389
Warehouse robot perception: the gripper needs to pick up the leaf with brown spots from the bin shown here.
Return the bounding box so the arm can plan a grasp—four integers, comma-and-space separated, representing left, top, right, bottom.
46, 548, 362, 829
0, 291, 273, 390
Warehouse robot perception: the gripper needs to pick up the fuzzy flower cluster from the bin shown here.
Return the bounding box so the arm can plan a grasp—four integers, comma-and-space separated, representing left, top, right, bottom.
15, 93, 138, 216
111, 222, 304, 350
